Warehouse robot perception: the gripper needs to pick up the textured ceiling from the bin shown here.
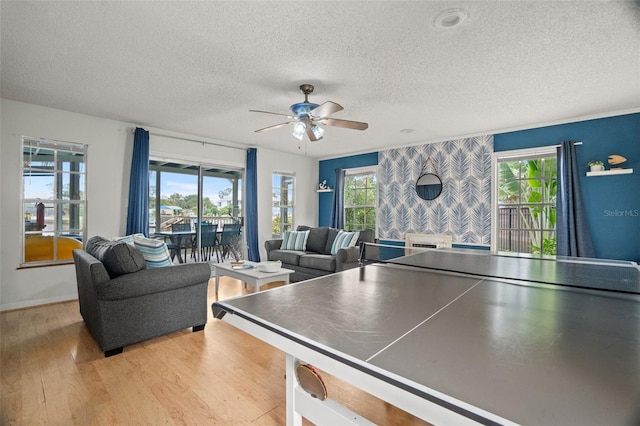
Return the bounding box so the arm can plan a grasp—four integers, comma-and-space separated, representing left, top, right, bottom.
2, 1, 639, 158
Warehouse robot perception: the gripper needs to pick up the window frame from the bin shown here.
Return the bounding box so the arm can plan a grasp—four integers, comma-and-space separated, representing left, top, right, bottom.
491, 146, 557, 256
21, 136, 87, 266
272, 171, 295, 239
343, 166, 378, 233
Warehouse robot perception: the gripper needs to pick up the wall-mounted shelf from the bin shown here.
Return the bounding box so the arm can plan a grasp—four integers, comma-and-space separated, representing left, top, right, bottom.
317, 189, 333, 193
586, 168, 633, 177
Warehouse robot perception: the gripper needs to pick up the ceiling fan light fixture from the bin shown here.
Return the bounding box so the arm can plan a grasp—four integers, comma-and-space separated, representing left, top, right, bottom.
292, 122, 306, 141
311, 125, 324, 140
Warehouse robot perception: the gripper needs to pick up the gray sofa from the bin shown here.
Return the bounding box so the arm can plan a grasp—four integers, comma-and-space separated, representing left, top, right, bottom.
265, 226, 373, 282
72, 236, 211, 357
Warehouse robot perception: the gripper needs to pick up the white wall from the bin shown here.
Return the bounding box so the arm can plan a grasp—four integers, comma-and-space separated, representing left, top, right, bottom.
0, 99, 317, 310
257, 149, 318, 255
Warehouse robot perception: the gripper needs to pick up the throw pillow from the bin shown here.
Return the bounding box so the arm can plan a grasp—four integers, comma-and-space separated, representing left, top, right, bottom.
324, 228, 340, 254
281, 230, 310, 251
330, 230, 360, 255
113, 233, 145, 246
85, 236, 145, 278
133, 235, 173, 268
306, 227, 329, 253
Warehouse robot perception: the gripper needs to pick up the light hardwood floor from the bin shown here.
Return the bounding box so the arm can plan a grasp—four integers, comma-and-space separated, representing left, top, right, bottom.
1, 277, 429, 425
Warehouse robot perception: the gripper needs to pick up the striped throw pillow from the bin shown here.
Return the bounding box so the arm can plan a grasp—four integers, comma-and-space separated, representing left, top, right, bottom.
330, 230, 360, 255
114, 233, 145, 246
281, 230, 309, 251
133, 235, 173, 268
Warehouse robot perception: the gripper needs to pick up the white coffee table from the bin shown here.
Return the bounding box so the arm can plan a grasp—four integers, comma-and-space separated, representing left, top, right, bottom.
214, 262, 295, 294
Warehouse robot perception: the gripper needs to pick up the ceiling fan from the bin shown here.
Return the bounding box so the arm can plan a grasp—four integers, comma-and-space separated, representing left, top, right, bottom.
250, 84, 368, 142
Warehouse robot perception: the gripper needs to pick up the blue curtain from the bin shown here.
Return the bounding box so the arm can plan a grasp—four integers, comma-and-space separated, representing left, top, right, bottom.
245, 148, 260, 262
330, 168, 345, 229
126, 128, 149, 236
556, 141, 595, 257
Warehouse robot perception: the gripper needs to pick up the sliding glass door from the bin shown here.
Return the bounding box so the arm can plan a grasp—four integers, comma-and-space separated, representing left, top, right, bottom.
149, 159, 243, 259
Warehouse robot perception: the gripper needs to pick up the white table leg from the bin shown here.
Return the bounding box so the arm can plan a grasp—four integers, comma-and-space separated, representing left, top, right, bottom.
286, 354, 302, 426
215, 273, 220, 294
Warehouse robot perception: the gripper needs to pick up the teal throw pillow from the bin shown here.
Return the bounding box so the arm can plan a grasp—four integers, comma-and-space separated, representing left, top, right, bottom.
133, 235, 173, 268
330, 230, 360, 255
281, 230, 309, 251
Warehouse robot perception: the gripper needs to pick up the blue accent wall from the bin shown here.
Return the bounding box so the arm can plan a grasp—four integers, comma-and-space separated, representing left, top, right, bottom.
318, 152, 379, 226
495, 113, 640, 262
323, 113, 638, 262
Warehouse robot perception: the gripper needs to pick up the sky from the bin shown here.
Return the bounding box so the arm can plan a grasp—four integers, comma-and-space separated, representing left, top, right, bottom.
158, 172, 241, 202
24, 172, 240, 204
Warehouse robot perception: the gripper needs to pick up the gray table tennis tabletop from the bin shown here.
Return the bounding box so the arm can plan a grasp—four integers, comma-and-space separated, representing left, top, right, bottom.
212, 251, 640, 425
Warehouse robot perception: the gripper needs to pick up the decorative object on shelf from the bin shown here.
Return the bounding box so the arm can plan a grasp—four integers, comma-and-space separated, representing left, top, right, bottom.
588, 160, 604, 172
608, 154, 627, 170
416, 157, 443, 201
317, 180, 333, 192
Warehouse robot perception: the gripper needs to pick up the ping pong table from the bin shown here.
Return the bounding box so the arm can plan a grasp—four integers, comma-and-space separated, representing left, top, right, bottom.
212, 247, 640, 425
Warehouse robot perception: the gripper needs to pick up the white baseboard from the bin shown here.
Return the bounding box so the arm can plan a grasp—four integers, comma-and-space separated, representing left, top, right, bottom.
0, 295, 78, 312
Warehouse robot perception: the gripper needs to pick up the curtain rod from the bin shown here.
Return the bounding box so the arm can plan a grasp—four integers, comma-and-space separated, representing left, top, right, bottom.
556, 141, 583, 147
130, 128, 249, 152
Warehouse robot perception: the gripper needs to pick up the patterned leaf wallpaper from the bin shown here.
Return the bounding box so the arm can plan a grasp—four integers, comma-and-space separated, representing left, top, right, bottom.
378, 135, 493, 245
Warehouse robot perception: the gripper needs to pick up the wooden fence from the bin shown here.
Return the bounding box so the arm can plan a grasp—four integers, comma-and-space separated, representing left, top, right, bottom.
497, 207, 535, 253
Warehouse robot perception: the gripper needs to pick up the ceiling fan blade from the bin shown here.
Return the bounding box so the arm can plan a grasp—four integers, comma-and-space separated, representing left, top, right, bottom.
310, 101, 343, 118
255, 122, 295, 133
249, 109, 294, 119
318, 117, 369, 131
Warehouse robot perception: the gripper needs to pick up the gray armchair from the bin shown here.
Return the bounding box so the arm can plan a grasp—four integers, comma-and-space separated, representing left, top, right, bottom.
72, 238, 211, 357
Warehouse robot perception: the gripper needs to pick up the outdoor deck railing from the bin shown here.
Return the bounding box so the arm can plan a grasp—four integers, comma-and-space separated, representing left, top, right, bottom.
151, 215, 238, 233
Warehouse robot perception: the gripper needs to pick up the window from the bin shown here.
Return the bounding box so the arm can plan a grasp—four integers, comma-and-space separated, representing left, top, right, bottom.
344, 168, 377, 232
22, 137, 87, 265
495, 148, 557, 256
148, 160, 243, 235
272, 172, 294, 238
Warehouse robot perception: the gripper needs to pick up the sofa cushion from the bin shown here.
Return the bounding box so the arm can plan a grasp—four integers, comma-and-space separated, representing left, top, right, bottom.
282, 230, 309, 251
299, 254, 336, 273
356, 229, 375, 245
306, 227, 329, 253
133, 235, 173, 268
324, 228, 340, 254
268, 249, 304, 266
330, 230, 360, 255
85, 236, 146, 278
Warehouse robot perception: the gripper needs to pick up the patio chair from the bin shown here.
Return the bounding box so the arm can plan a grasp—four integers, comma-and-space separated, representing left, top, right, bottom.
170, 222, 192, 262
196, 224, 218, 261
